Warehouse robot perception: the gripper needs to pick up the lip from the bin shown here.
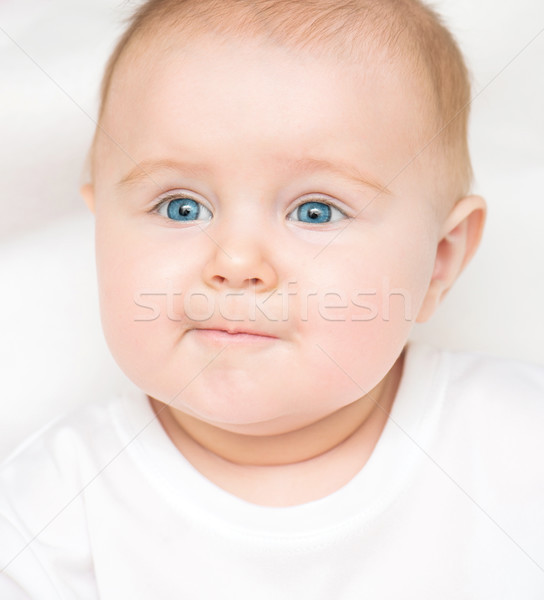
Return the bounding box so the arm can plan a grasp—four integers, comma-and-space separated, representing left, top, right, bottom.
189, 327, 279, 345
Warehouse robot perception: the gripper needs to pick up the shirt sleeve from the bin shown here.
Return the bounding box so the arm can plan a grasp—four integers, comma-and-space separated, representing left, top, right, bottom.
0, 514, 61, 600
0, 421, 99, 600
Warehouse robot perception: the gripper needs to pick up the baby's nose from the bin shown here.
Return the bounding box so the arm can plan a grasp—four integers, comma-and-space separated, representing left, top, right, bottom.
202, 231, 279, 292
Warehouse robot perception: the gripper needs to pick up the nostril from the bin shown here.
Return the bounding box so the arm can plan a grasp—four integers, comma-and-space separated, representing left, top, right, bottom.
210, 275, 262, 288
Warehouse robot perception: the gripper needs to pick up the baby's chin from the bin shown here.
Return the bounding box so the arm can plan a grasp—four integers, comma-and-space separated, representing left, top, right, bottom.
149, 389, 340, 437
146, 362, 395, 440
146, 380, 355, 438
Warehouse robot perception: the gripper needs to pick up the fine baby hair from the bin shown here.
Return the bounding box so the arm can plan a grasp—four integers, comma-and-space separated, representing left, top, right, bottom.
93, 0, 472, 200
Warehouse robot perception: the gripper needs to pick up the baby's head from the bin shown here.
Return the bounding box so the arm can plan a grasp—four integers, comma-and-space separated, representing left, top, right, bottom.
82, 0, 485, 437
92, 0, 474, 203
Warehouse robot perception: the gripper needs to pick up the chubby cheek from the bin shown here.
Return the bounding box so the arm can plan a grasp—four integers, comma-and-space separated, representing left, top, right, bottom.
94, 219, 197, 391
298, 236, 436, 392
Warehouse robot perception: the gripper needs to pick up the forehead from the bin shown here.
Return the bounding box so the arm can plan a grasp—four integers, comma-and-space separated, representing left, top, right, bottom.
96, 31, 436, 198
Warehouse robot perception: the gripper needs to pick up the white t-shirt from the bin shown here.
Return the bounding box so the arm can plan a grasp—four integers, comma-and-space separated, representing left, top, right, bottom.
1, 343, 544, 599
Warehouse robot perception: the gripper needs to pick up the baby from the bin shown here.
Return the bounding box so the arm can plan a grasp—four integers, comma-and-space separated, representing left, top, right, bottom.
2, 0, 544, 597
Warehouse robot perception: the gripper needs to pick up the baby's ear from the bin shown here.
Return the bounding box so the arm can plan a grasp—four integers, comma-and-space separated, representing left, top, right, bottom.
417, 194, 486, 323
80, 183, 95, 214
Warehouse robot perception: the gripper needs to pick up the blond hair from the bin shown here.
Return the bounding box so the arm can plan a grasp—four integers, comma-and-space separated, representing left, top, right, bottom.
94, 0, 473, 197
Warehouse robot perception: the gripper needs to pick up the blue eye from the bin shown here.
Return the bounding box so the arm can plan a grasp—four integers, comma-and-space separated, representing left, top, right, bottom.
158, 197, 212, 222
288, 200, 345, 224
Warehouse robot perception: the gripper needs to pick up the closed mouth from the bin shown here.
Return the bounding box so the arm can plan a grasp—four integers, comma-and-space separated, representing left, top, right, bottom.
190, 328, 278, 342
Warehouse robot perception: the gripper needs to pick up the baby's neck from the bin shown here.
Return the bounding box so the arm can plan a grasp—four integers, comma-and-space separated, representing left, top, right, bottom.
150, 353, 403, 507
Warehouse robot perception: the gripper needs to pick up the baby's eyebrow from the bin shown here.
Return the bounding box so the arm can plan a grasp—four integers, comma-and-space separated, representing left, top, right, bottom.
287, 157, 392, 196
116, 157, 392, 196
116, 159, 210, 189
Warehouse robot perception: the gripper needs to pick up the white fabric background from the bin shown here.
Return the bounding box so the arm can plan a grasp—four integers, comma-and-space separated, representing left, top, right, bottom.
0, 0, 543, 459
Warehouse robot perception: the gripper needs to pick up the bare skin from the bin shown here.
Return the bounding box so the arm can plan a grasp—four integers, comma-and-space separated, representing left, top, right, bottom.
151, 352, 403, 506
83, 34, 485, 509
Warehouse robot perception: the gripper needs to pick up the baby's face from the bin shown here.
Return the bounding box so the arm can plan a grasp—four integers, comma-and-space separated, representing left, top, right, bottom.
89, 34, 443, 435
